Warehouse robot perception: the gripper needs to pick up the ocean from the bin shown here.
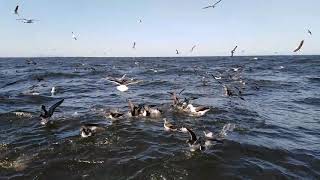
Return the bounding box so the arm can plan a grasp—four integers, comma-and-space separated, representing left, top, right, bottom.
0, 56, 319, 179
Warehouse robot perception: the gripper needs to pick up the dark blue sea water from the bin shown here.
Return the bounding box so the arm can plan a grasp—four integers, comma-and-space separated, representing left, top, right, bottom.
0, 56, 319, 179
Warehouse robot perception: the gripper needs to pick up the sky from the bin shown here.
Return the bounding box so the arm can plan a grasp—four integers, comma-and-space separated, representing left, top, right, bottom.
0, 0, 319, 57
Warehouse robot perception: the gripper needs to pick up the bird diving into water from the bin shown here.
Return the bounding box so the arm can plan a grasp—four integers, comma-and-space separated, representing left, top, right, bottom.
231, 45, 238, 57
203, 0, 223, 9
293, 40, 304, 52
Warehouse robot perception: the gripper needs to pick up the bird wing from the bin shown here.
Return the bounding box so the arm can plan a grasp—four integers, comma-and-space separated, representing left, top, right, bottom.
106, 78, 121, 85
232, 46, 238, 52
125, 80, 143, 85
186, 128, 197, 141
16, 18, 27, 21
202, 5, 212, 9
195, 106, 210, 112
293, 40, 304, 52
190, 45, 196, 52
213, 0, 222, 6
14, 5, 19, 14
48, 99, 64, 116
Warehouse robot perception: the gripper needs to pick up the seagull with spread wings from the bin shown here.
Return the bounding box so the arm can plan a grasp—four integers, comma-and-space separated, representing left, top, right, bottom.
203, 0, 222, 9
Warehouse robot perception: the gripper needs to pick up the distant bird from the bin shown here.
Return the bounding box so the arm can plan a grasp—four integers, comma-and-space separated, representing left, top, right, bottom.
132, 42, 136, 49
80, 124, 105, 138
72, 32, 78, 40
176, 49, 179, 54
14, 5, 19, 16
40, 99, 64, 125
139, 19, 142, 23
190, 45, 197, 53
293, 40, 304, 52
231, 45, 238, 57
203, 0, 222, 9
307, 29, 312, 36
16, 18, 38, 24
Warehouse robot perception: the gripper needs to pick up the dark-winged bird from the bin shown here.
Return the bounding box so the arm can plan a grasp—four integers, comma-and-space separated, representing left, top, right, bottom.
40, 99, 64, 125
293, 40, 304, 52
231, 45, 238, 57
203, 0, 222, 9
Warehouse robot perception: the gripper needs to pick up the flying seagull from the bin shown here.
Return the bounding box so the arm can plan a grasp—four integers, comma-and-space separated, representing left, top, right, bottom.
203, 0, 222, 9
72, 32, 78, 40
16, 18, 38, 24
307, 29, 312, 36
293, 40, 304, 52
231, 45, 238, 57
176, 49, 179, 54
190, 45, 197, 52
14, 5, 19, 16
132, 42, 136, 49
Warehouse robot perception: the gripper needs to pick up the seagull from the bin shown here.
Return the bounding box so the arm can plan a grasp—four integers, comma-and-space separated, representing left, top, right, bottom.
106, 74, 142, 92
190, 45, 197, 53
293, 40, 304, 52
80, 124, 106, 138
132, 42, 136, 49
307, 29, 312, 36
107, 111, 125, 120
139, 19, 142, 23
183, 127, 205, 152
72, 32, 78, 40
202, 0, 222, 9
163, 118, 178, 131
16, 19, 38, 24
186, 104, 210, 117
40, 99, 64, 125
127, 100, 147, 117
176, 49, 179, 54
231, 45, 238, 57
14, 5, 19, 16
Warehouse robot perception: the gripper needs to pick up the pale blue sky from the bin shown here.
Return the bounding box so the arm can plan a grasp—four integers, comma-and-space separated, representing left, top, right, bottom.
0, 0, 319, 57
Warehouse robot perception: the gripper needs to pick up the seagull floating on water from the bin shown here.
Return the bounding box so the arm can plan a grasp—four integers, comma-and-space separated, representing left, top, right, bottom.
80, 124, 106, 138
106, 74, 142, 92
163, 118, 178, 131
40, 99, 64, 125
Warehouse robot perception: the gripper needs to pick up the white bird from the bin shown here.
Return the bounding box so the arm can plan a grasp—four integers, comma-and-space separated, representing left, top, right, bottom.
106, 74, 142, 92
72, 32, 78, 40
186, 104, 210, 117
163, 118, 178, 131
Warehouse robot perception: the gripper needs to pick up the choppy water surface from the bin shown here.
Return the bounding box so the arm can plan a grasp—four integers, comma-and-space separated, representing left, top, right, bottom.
0, 56, 319, 179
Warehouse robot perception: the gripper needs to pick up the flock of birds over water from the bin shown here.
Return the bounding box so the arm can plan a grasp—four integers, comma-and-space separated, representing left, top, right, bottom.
7, 1, 314, 152
12, 1, 313, 56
